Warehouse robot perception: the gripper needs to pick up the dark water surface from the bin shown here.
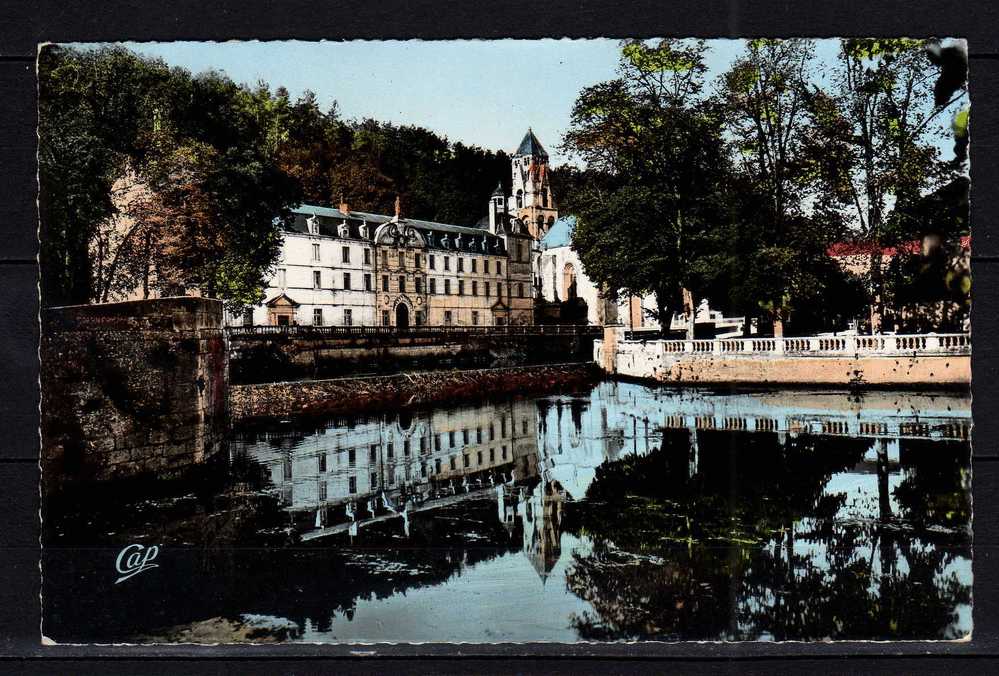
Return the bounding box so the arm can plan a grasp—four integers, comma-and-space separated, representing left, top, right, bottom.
43, 381, 971, 643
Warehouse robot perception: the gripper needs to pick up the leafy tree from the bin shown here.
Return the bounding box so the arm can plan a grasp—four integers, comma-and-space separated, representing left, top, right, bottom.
562, 40, 733, 336
808, 39, 967, 332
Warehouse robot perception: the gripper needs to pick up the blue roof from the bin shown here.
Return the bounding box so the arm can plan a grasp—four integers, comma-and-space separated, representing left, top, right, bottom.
540, 215, 575, 249
515, 128, 548, 158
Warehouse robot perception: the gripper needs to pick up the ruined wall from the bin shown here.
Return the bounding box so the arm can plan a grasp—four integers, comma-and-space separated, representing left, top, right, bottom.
41, 297, 228, 485
230, 363, 600, 420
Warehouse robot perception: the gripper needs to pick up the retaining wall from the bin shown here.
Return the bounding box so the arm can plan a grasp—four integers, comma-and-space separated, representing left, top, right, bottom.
41, 297, 228, 484
230, 363, 600, 420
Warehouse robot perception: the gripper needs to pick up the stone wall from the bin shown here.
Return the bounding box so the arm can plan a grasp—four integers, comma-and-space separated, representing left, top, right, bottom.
595, 336, 970, 388
228, 330, 596, 383
230, 363, 600, 420
41, 297, 228, 486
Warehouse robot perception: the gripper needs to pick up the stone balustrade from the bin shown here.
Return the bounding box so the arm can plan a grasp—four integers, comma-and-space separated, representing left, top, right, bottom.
595, 329, 971, 387
628, 332, 969, 358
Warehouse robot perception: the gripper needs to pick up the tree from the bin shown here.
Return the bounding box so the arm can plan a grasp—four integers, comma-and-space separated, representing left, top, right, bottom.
563, 40, 733, 336
808, 39, 967, 332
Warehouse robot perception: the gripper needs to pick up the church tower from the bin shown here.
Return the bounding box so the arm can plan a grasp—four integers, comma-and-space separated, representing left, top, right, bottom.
508, 128, 558, 240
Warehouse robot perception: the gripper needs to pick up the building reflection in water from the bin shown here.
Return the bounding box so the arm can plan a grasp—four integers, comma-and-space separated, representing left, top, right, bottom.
228, 381, 970, 641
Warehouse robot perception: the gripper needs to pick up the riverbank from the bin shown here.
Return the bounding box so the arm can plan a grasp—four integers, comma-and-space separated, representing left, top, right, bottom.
230, 362, 601, 421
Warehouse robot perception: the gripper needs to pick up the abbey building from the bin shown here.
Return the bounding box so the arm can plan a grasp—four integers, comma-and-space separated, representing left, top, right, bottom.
234, 129, 554, 328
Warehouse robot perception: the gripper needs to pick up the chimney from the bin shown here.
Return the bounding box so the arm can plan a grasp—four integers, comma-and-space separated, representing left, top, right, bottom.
339, 194, 350, 215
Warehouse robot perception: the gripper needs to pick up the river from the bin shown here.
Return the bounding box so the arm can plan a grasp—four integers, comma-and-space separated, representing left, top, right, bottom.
42, 380, 972, 643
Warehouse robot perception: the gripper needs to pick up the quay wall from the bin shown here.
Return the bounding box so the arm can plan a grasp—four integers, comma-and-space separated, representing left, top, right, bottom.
228, 328, 597, 383
41, 297, 228, 485
230, 362, 600, 420
595, 329, 971, 388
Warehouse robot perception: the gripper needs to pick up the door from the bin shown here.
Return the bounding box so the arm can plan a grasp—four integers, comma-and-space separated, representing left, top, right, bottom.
395, 303, 410, 329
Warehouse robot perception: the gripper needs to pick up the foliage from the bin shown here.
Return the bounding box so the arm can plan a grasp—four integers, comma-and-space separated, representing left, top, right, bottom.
562, 39, 732, 332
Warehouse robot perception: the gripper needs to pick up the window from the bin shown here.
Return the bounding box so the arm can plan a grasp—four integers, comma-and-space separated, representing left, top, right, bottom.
342, 246, 350, 263
449, 431, 455, 447
502, 445, 507, 460
489, 448, 495, 462
319, 481, 327, 502
364, 274, 372, 291
430, 278, 437, 295
484, 260, 490, 274
398, 251, 405, 269
343, 272, 351, 290
444, 256, 451, 271
313, 270, 322, 289
429, 254, 436, 270
457, 258, 464, 273
496, 262, 502, 275
372, 445, 379, 462
348, 476, 357, 494
382, 310, 390, 326
348, 448, 356, 467
371, 473, 378, 490
444, 310, 453, 325
312, 243, 320, 261
415, 253, 422, 269
444, 279, 451, 295
522, 419, 529, 434
382, 275, 389, 292
518, 283, 524, 298
435, 458, 442, 474
462, 429, 469, 445
419, 436, 427, 453
403, 439, 411, 457
489, 423, 495, 440
382, 250, 388, 265
485, 282, 490, 297
318, 453, 327, 473
458, 280, 464, 296
501, 417, 507, 437
399, 276, 406, 293
497, 283, 503, 298
364, 248, 371, 265
477, 450, 483, 465
313, 308, 323, 326
415, 277, 422, 293
344, 309, 352, 326
415, 310, 424, 326
463, 454, 470, 468
471, 258, 477, 273
435, 435, 442, 451
450, 456, 456, 471
277, 268, 287, 288
472, 311, 479, 325
476, 427, 482, 444
471, 281, 478, 296
421, 462, 427, 478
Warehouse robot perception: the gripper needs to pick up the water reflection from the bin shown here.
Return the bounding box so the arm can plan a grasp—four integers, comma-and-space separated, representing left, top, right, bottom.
44, 382, 971, 643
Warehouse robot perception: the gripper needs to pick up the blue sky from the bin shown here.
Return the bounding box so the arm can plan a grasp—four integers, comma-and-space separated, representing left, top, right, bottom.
77, 39, 954, 166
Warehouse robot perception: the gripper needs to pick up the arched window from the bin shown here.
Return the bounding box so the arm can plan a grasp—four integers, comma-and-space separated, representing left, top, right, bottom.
563, 263, 577, 300
541, 191, 548, 208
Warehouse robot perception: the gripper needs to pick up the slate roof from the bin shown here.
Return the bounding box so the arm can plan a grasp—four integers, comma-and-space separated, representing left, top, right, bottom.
288, 204, 507, 254
515, 128, 548, 158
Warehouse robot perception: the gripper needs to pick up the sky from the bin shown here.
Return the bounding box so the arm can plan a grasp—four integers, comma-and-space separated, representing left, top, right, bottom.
72, 39, 956, 167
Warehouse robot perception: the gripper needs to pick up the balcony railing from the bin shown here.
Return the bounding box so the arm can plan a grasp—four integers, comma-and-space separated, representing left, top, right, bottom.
227, 324, 603, 339
622, 332, 971, 357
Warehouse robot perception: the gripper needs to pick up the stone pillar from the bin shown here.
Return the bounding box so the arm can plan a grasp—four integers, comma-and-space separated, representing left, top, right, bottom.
601, 324, 623, 374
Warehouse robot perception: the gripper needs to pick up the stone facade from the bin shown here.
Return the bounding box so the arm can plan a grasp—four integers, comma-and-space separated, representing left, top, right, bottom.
41, 297, 228, 485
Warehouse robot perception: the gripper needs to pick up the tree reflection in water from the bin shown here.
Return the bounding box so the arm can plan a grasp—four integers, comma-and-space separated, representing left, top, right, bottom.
560, 430, 971, 641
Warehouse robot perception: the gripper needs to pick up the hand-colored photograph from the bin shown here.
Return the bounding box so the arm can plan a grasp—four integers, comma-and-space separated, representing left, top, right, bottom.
39, 37, 971, 643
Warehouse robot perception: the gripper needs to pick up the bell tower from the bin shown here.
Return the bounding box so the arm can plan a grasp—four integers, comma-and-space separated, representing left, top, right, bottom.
508, 128, 557, 240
